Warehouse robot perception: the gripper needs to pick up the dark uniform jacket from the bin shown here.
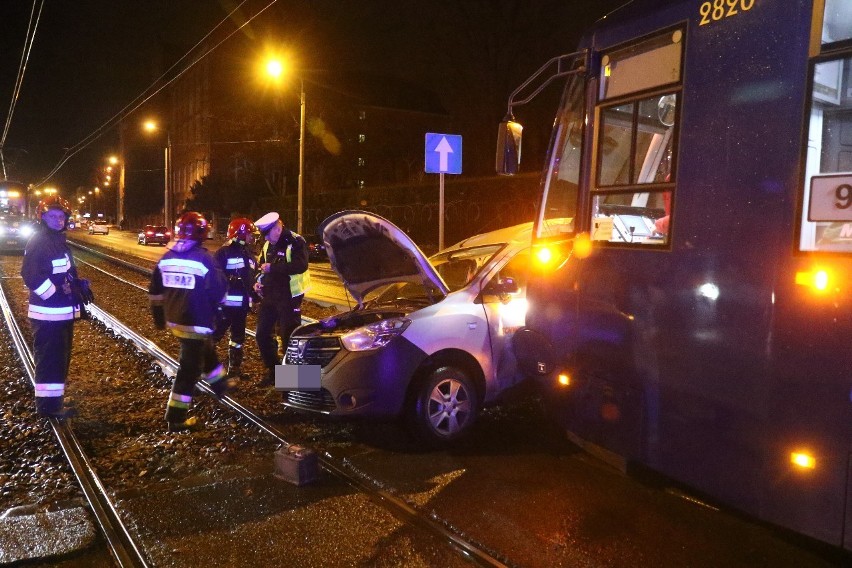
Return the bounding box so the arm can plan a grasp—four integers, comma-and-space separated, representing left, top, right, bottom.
213, 240, 256, 310
149, 240, 227, 339
22, 227, 79, 321
257, 229, 308, 301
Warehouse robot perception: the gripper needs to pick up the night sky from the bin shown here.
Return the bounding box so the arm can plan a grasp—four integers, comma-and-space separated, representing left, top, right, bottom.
0, 0, 625, 192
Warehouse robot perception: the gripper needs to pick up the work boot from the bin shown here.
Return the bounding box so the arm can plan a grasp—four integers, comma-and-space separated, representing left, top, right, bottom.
38, 406, 78, 420
259, 367, 275, 387
167, 416, 203, 432
227, 346, 244, 378
205, 364, 235, 398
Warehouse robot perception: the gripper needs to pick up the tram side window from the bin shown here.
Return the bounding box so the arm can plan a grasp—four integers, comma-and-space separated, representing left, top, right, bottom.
822, 0, 852, 46
800, 55, 852, 253
591, 29, 682, 247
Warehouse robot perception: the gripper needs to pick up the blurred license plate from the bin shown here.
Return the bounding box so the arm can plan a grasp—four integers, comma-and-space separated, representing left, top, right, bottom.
275, 364, 321, 391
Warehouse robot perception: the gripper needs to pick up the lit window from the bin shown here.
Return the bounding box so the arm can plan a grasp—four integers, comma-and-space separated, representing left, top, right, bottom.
359, 110, 366, 120
358, 180, 365, 188
357, 157, 365, 167
359, 134, 366, 143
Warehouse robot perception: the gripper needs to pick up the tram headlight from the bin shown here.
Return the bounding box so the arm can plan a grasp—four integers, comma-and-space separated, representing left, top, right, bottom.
19, 224, 33, 238
533, 233, 590, 272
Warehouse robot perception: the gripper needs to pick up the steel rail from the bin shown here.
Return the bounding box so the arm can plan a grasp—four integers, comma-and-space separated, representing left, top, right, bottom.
0, 285, 150, 568
87, 301, 513, 568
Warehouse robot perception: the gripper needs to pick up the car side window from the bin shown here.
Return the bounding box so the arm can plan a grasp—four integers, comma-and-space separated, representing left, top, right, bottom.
483, 249, 530, 299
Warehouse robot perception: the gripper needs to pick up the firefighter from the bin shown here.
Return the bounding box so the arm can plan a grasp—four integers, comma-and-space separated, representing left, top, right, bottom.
253, 212, 309, 386
212, 217, 258, 379
149, 211, 229, 432
21, 196, 94, 418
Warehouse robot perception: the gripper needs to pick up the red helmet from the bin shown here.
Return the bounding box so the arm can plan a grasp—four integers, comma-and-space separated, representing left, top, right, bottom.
36, 195, 72, 219
174, 211, 209, 242
227, 217, 256, 242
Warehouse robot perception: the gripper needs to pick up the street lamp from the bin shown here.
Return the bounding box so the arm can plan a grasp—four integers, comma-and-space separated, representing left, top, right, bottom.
264, 56, 305, 235
143, 120, 172, 229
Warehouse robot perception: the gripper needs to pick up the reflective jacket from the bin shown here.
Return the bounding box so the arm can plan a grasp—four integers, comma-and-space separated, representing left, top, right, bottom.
257, 229, 309, 300
22, 227, 79, 321
149, 240, 227, 339
213, 240, 256, 310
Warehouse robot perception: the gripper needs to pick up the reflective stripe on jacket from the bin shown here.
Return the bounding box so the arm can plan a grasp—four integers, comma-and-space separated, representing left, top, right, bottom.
213, 240, 256, 309
22, 228, 78, 321
259, 231, 309, 299
149, 240, 227, 339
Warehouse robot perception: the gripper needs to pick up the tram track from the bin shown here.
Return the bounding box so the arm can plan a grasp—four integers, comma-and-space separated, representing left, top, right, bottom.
0, 248, 516, 567
0, 272, 150, 567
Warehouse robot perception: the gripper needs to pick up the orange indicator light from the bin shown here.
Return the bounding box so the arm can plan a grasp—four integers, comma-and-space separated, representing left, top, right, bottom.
557, 373, 571, 386
790, 452, 816, 470
795, 269, 832, 293
574, 232, 592, 259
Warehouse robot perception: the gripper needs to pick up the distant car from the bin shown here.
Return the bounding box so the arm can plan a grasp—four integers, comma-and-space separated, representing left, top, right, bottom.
0, 216, 35, 253
88, 219, 110, 235
305, 235, 328, 262
281, 211, 533, 445
138, 225, 171, 246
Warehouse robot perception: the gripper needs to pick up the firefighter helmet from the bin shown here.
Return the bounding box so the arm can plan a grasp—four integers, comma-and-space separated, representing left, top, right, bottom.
36, 195, 72, 219
174, 211, 209, 242
227, 217, 256, 242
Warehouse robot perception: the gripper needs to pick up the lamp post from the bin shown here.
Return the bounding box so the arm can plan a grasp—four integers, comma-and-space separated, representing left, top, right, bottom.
298, 78, 305, 235
264, 57, 305, 235
143, 120, 172, 229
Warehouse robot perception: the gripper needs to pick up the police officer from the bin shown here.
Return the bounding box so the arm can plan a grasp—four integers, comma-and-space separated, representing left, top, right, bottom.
149, 212, 229, 432
253, 212, 309, 386
21, 196, 93, 418
212, 217, 258, 379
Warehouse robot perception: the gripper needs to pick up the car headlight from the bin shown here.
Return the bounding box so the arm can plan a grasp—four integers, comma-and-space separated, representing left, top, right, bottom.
19, 225, 33, 237
341, 317, 411, 351
0, 227, 5, 236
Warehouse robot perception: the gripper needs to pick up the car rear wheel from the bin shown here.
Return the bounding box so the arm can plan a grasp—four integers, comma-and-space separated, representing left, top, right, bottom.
407, 365, 479, 444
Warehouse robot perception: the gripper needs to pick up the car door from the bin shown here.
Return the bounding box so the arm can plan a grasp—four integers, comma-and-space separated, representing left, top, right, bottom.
480, 248, 530, 392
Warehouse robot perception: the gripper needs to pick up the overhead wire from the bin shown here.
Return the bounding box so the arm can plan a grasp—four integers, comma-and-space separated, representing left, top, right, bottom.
1, 0, 44, 180
37, 0, 280, 186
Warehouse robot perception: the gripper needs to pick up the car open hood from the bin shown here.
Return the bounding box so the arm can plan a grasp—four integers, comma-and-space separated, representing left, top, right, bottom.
320, 210, 450, 305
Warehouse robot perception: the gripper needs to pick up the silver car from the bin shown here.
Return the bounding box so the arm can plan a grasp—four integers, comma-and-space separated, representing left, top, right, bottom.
281, 211, 532, 444
88, 220, 110, 235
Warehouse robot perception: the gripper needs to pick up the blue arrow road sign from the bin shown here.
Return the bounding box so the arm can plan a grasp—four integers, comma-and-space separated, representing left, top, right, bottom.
425, 133, 462, 174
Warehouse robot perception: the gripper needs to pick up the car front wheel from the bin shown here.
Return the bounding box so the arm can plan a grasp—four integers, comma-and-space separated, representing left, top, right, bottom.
407, 365, 479, 444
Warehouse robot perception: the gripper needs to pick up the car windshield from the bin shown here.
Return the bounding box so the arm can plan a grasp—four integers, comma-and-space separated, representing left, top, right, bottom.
363, 244, 504, 305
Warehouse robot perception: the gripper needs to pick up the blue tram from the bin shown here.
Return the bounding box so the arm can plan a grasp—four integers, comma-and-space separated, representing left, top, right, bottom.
500, 0, 852, 548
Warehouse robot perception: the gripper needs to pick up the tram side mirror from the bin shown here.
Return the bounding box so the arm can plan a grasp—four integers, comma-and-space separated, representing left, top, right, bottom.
496, 119, 523, 176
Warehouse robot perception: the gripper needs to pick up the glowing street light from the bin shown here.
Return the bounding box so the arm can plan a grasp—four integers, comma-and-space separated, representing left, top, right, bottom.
266, 59, 284, 79
262, 55, 305, 235
142, 119, 172, 228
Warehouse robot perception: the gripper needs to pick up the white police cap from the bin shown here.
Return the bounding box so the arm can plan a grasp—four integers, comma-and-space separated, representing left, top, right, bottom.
255, 212, 280, 234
